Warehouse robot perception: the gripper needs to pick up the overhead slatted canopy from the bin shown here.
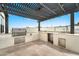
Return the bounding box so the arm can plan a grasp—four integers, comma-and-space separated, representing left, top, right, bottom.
0, 3, 79, 21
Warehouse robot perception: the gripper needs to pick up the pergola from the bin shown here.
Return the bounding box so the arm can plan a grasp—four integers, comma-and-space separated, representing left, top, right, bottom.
0, 3, 79, 34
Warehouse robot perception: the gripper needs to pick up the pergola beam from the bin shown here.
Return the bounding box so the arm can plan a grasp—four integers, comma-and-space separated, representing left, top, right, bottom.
58, 3, 65, 12
40, 3, 57, 15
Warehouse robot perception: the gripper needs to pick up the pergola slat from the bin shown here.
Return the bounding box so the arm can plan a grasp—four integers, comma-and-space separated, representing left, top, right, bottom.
0, 3, 79, 21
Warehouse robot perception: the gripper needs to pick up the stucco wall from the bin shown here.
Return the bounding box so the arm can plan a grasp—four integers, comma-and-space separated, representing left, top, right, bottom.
0, 32, 39, 49
0, 34, 14, 49
40, 32, 79, 53
0, 31, 79, 54
40, 32, 48, 42
58, 33, 79, 53
25, 32, 39, 43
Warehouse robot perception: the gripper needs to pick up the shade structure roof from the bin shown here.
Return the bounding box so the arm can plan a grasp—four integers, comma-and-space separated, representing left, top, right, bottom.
0, 3, 79, 21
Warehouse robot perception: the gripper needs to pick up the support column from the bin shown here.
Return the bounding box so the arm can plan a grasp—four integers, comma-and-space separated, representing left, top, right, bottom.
38, 21, 40, 40
0, 12, 4, 33
70, 12, 74, 34
4, 12, 8, 34
1, 4, 9, 34
38, 21, 40, 31
1, 19, 3, 33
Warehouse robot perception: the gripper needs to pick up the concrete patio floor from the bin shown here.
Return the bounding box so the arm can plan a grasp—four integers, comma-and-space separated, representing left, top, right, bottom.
0, 40, 79, 56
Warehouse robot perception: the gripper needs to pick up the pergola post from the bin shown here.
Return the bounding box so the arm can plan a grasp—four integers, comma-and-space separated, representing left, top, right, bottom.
70, 12, 74, 34
1, 4, 9, 34
38, 20, 40, 31
38, 20, 41, 40
0, 18, 2, 33
4, 11, 8, 34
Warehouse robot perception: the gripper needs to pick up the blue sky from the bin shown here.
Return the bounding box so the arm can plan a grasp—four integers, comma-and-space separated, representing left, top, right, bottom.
8, 11, 79, 29
9, 15, 38, 29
